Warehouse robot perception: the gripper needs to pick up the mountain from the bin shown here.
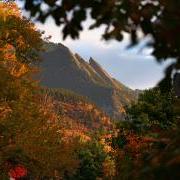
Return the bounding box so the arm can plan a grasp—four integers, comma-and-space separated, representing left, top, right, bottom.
38, 42, 137, 120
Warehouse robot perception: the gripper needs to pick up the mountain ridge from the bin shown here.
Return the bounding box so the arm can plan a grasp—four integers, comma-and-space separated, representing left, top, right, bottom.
39, 42, 138, 119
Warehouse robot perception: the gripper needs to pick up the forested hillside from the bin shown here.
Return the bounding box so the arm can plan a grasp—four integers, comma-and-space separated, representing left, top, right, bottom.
43, 88, 113, 130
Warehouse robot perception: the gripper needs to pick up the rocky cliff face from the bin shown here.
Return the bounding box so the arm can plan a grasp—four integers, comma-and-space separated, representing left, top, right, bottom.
38, 42, 137, 120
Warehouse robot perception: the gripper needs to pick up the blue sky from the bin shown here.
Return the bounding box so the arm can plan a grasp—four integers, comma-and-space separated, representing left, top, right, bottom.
18, 1, 171, 90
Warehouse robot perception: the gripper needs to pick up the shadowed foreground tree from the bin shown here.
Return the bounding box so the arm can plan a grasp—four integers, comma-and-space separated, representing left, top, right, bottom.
111, 85, 180, 180
126, 87, 175, 132
18, 0, 180, 90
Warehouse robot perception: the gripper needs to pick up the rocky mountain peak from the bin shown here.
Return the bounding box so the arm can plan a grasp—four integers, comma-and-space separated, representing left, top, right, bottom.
39, 42, 137, 119
89, 57, 115, 85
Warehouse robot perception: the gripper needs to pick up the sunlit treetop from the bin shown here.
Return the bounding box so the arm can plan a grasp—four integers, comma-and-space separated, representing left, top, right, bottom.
0, 1, 43, 64
0, 1, 20, 16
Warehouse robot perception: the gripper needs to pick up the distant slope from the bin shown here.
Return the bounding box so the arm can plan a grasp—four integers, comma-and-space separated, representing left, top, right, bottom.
43, 88, 112, 130
38, 42, 137, 120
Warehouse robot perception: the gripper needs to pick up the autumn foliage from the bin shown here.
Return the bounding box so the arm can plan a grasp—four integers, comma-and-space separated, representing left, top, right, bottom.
0, 2, 79, 179
0, 3, 115, 179
9, 165, 27, 179
0, 1, 179, 180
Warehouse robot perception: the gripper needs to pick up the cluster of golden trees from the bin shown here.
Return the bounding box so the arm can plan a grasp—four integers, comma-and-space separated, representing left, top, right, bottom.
0, 2, 78, 178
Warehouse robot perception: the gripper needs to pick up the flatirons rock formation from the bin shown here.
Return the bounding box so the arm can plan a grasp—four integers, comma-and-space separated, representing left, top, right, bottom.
39, 42, 137, 119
